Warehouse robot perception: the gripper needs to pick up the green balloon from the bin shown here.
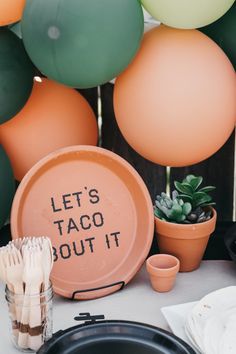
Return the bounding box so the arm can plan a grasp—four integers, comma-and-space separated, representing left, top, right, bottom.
21, 0, 144, 89
201, 3, 236, 69
0, 28, 34, 124
0, 146, 15, 230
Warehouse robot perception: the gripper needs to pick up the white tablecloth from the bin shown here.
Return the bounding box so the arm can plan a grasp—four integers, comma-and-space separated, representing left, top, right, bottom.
0, 261, 235, 353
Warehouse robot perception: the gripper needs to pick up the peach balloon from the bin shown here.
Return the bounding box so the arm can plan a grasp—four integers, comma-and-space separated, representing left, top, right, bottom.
0, 0, 26, 26
114, 26, 236, 167
0, 78, 98, 181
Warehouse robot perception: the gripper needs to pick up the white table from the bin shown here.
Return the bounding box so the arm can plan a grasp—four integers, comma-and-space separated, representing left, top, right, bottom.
0, 261, 236, 353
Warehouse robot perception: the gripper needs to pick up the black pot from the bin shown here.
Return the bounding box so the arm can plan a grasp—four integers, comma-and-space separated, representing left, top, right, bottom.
224, 224, 236, 264
37, 313, 196, 354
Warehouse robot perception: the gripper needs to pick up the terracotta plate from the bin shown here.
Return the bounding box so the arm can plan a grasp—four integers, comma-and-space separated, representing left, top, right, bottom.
11, 146, 154, 299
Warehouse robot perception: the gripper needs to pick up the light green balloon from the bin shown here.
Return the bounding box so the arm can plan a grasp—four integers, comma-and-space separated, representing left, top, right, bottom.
141, 0, 235, 29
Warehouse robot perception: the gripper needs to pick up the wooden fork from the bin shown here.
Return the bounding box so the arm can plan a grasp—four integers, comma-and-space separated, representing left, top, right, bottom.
21, 246, 44, 351
3, 247, 24, 341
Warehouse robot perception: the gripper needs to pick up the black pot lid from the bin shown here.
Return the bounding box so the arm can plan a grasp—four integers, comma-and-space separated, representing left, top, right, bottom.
37, 320, 196, 354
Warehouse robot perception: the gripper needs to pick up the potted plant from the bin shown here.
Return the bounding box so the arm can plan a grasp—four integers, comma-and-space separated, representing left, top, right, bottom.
154, 175, 217, 272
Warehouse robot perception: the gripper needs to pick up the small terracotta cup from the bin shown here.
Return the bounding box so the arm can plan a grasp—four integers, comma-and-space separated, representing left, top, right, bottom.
146, 254, 180, 293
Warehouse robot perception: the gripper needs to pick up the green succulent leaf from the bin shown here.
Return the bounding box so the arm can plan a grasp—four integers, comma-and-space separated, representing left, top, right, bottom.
194, 192, 211, 200
161, 199, 167, 207
168, 203, 184, 220
176, 214, 187, 223
182, 202, 192, 216
190, 176, 203, 191
160, 199, 165, 206
155, 200, 163, 211
165, 198, 173, 209
194, 193, 212, 208
183, 175, 196, 184
178, 194, 193, 203
172, 190, 179, 200
173, 198, 179, 206
161, 205, 172, 217
198, 186, 216, 193
200, 202, 216, 207
154, 207, 166, 220
174, 181, 193, 195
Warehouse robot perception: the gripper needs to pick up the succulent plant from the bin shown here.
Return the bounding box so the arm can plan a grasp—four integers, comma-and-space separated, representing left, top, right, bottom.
154, 175, 215, 224
155, 191, 192, 223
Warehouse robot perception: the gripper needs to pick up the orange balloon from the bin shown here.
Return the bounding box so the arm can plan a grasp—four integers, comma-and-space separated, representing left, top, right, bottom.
0, 0, 25, 26
114, 25, 236, 167
0, 78, 98, 181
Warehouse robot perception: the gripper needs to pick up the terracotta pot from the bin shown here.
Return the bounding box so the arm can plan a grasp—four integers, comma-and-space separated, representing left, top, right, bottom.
146, 254, 180, 292
155, 208, 217, 272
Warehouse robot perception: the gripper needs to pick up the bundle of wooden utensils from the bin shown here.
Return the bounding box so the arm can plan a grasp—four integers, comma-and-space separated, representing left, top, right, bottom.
0, 237, 53, 352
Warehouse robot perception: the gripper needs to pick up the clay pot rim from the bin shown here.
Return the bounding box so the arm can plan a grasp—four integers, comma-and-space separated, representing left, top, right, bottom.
154, 206, 217, 229
146, 254, 180, 278
154, 207, 217, 239
155, 207, 216, 228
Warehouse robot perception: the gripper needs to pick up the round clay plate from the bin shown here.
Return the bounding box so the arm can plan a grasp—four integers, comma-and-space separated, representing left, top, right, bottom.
11, 146, 154, 299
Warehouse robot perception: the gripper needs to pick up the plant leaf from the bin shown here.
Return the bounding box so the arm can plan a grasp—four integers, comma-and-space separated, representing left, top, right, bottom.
165, 198, 173, 208
154, 207, 166, 219
172, 190, 179, 200
168, 203, 183, 220
183, 175, 196, 184
176, 214, 186, 223
194, 192, 211, 200
201, 202, 216, 207
172, 199, 177, 205
178, 194, 193, 203
194, 193, 212, 208
190, 176, 203, 191
161, 205, 172, 218
182, 202, 192, 216
198, 186, 216, 193
174, 181, 193, 195
160, 199, 165, 206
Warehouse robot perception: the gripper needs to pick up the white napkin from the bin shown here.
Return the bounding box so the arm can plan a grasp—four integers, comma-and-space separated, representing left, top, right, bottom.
185, 287, 236, 354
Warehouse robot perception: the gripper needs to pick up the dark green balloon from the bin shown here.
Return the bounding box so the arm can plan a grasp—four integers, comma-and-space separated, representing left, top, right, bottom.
201, 3, 236, 69
21, 0, 144, 89
0, 28, 34, 124
0, 146, 15, 230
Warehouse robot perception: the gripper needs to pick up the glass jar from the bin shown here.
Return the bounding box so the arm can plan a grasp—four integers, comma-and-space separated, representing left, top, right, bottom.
5, 284, 53, 353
